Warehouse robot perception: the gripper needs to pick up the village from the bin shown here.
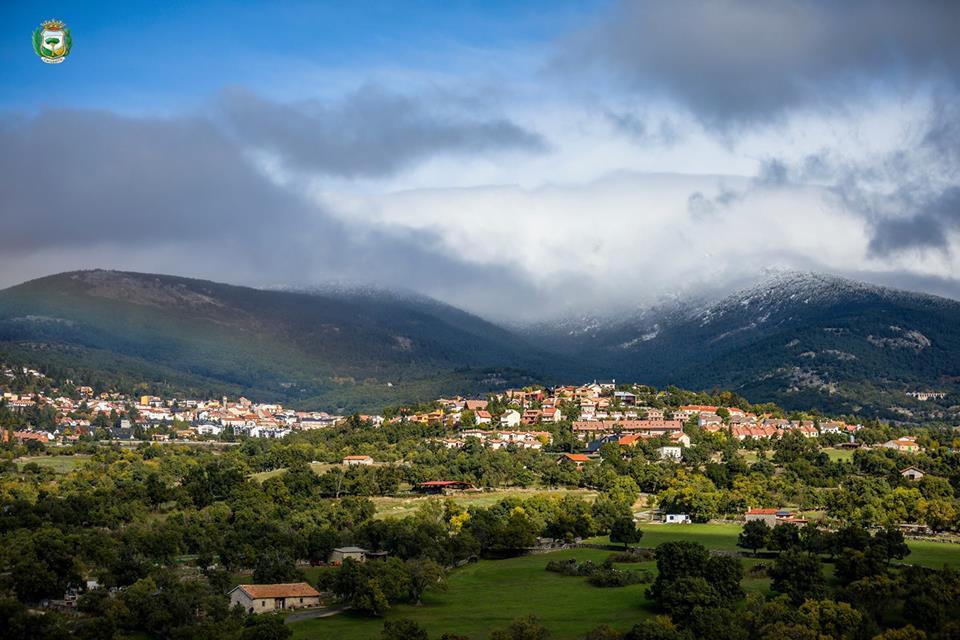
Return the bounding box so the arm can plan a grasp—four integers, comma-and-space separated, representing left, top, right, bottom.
4, 366, 929, 460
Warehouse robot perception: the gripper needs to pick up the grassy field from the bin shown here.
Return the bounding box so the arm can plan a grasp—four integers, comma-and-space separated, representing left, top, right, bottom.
15, 454, 91, 473
740, 447, 854, 464
290, 546, 773, 640
288, 521, 960, 639
251, 462, 337, 482
589, 523, 960, 569
370, 489, 599, 520
585, 523, 742, 551
900, 539, 960, 569
822, 447, 856, 462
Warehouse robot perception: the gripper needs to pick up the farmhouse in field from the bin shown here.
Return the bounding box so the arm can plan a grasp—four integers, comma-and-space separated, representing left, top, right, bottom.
744, 507, 801, 526
329, 546, 369, 563
342, 455, 374, 466
901, 466, 925, 481
414, 480, 476, 494
228, 582, 321, 613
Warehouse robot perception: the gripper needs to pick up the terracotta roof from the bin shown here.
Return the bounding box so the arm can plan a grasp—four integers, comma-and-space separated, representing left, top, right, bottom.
747, 508, 779, 515
417, 480, 474, 487
561, 453, 591, 462
343, 455, 373, 460
237, 583, 320, 599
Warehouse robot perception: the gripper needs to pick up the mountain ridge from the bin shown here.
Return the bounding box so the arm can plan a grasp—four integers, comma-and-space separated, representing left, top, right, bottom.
1, 269, 958, 419
0, 270, 562, 411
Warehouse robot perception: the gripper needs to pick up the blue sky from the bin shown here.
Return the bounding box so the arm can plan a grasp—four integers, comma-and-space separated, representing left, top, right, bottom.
2, 1, 960, 318
2, 1, 602, 111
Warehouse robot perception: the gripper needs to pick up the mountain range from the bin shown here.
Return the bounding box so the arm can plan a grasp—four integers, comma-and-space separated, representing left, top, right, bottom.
0, 269, 958, 418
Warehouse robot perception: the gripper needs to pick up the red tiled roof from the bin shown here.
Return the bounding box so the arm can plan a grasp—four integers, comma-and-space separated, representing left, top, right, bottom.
238, 583, 320, 599
417, 480, 474, 487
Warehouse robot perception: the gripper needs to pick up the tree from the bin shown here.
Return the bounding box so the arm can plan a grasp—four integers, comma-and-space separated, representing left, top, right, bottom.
871, 528, 909, 564
871, 626, 927, 640
354, 578, 390, 616
252, 551, 303, 585
610, 517, 643, 549
406, 559, 445, 606
240, 615, 292, 640
797, 599, 862, 640
706, 556, 744, 602
650, 541, 710, 589
685, 606, 747, 640
583, 625, 624, 640
737, 520, 770, 556
382, 619, 429, 640
657, 577, 721, 618
768, 523, 801, 552
490, 616, 551, 640
769, 550, 825, 605
623, 618, 684, 640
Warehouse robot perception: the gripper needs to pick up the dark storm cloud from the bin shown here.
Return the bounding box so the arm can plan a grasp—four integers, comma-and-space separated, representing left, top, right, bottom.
0, 109, 311, 250
561, 0, 960, 126
868, 187, 960, 256
824, 102, 960, 256
0, 107, 544, 311
219, 86, 548, 177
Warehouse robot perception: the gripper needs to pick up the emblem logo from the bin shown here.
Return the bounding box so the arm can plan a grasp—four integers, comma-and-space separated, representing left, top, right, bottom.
33, 19, 72, 64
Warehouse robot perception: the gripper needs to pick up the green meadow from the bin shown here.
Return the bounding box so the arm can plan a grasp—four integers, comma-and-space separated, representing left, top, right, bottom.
290, 546, 774, 640
588, 522, 960, 569
290, 522, 960, 639
292, 548, 661, 640
369, 488, 599, 520
15, 454, 91, 474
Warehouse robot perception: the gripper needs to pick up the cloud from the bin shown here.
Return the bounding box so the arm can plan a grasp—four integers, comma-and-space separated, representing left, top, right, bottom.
560, 0, 960, 126
868, 187, 960, 255
0, 106, 547, 310
604, 110, 679, 146
218, 86, 548, 178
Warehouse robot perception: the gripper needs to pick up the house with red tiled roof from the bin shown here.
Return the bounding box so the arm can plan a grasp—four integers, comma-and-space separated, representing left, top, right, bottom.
522, 409, 542, 425
541, 407, 562, 423
414, 480, 476, 494
558, 453, 591, 469
745, 507, 801, 527
674, 405, 719, 419
465, 399, 489, 412
229, 582, 321, 613
884, 437, 920, 453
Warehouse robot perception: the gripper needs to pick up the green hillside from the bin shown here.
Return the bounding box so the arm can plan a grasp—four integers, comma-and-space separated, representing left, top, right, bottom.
0, 271, 556, 411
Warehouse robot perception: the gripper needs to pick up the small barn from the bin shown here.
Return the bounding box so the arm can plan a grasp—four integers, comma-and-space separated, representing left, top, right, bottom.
229, 583, 321, 614
414, 480, 476, 494
900, 466, 925, 481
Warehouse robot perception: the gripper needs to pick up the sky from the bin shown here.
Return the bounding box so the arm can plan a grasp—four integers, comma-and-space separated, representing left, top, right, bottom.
2, 1, 960, 321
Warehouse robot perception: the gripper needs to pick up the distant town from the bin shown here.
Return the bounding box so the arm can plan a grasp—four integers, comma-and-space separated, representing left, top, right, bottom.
3, 366, 929, 458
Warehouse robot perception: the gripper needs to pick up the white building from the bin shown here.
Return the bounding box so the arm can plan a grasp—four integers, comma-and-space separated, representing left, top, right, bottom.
500, 410, 521, 428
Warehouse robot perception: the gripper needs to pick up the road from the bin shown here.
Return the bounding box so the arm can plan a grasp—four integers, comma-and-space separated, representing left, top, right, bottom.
284, 604, 350, 624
